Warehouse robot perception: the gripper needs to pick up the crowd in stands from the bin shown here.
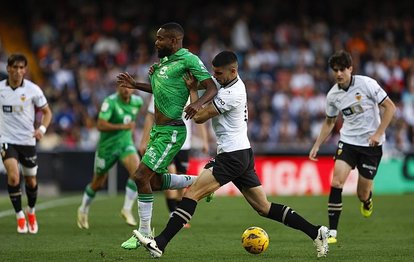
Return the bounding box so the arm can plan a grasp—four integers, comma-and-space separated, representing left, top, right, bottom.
1, 0, 414, 156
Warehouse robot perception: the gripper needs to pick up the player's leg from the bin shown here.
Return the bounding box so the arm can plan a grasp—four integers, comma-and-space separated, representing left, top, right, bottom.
165, 163, 178, 215
241, 186, 328, 257
135, 168, 220, 257
120, 152, 140, 226
357, 176, 373, 217
328, 142, 356, 243
2, 147, 27, 234
327, 160, 352, 242
356, 146, 381, 218
78, 148, 117, 229
22, 166, 39, 234
77, 173, 108, 229
18, 145, 39, 234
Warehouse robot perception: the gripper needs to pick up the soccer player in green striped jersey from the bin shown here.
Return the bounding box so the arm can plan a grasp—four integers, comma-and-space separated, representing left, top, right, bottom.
117, 22, 217, 248
77, 83, 144, 229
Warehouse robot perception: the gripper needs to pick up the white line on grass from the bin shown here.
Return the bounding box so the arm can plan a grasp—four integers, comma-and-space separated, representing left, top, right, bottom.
0, 195, 108, 218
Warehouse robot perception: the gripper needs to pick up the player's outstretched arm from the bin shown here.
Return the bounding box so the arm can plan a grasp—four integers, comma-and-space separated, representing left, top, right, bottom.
309, 116, 337, 161
117, 72, 152, 93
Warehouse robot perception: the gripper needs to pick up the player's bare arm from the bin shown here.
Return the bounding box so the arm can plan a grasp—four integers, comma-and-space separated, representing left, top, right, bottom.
185, 78, 217, 119
309, 116, 337, 161
369, 97, 396, 146
96, 118, 135, 132
193, 103, 219, 124
34, 105, 52, 140
116, 72, 152, 93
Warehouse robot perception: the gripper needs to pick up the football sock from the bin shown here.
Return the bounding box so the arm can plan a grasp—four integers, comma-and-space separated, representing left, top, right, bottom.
8, 184, 22, 213
166, 198, 178, 214
328, 187, 343, 230
123, 179, 138, 210
161, 173, 197, 190
80, 184, 96, 213
137, 193, 154, 235
267, 203, 319, 240
25, 184, 38, 208
156, 197, 197, 251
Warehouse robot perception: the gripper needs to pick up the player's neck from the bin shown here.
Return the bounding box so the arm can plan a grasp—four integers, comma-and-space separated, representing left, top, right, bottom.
7, 78, 24, 89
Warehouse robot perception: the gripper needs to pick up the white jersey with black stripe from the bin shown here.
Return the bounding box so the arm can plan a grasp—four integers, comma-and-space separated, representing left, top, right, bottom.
212, 75, 250, 154
0, 79, 48, 146
326, 75, 388, 146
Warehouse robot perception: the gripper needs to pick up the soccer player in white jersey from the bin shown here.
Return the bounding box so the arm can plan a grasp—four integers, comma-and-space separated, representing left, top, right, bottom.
0, 54, 52, 234
309, 50, 396, 244
133, 51, 329, 258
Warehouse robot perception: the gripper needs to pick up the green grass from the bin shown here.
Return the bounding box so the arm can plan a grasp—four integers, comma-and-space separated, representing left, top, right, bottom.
0, 193, 413, 261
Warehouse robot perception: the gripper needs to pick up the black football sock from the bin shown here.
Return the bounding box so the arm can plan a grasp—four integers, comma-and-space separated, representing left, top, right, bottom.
8, 184, 22, 213
328, 187, 342, 230
26, 184, 38, 208
155, 197, 197, 251
166, 198, 178, 214
267, 203, 319, 239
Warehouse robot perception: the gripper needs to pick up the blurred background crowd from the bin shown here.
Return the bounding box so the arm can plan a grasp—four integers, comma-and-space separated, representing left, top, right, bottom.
1, 0, 414, 155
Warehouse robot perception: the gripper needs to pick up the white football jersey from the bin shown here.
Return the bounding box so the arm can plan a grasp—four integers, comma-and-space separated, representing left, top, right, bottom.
0, 79, 48, 146
211, 76, 250, 154
326, 75, 388, 146
147, 95, 192, 150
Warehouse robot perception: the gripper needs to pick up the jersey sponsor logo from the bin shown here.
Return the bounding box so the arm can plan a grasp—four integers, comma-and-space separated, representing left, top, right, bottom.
2, 105, 24, 113
341, 104, 363, 116
123, 115, 132, 124
158, 66, 169, 79
2, 105, 12, 113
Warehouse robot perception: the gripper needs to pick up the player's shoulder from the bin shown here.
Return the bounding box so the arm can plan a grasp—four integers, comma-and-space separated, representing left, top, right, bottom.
0, 79, 6, 89
23, 79, 43, 93
354, 75, 379, 87
130, 94, 144, 105
104, 93, 118, 104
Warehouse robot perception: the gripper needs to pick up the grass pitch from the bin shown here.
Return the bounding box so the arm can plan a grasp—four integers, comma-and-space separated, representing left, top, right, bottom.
0, 193, 413, 261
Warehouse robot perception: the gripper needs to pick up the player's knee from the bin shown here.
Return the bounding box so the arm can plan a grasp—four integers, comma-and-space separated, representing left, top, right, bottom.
21, 165, 38, 177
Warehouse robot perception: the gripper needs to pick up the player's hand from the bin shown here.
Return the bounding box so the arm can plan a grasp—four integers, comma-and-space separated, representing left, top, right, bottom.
117, 72, 136, 89
33, 129, 45, 140
309, 145, 319, 161
368, 134, 380, 147
127, 121, 136, 130
183, 72, 198, 91
148, 64, 157, 75
184, 101, 202, 120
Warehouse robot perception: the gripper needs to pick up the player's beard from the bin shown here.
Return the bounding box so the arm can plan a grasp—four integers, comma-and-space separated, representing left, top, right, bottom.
157, 46, 173, 58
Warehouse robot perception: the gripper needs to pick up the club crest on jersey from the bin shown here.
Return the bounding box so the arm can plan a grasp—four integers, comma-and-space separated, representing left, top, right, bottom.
20, 94, 26, 102
355, 92, 362, 101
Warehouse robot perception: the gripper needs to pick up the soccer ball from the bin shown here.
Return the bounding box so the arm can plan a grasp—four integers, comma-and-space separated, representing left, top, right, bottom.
241, 226, 269, 254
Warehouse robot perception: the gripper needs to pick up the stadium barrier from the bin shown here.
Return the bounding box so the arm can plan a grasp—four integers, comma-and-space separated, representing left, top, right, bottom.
1, 151, 414, 195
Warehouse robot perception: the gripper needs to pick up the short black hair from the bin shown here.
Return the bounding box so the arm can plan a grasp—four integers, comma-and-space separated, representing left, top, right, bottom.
328, 50, 352, 69
7, 53, 28, 67
160, 22, 184, 38
7, 54, 27, 66
212, 51, 238, 67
